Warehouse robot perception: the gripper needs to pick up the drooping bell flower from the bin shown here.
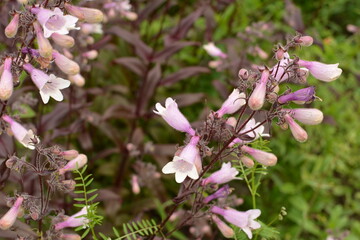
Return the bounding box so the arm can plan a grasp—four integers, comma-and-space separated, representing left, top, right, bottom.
215, 89, 246, 117
64, 3, 104, 23
53, 50, 80, 75
204, 185, 232, 204
212, 215, 234, 239
0, 57, 13, 101
31, 7, 79, 38
69, 74, 85, 87
283, 114, 308, 142
162, 136, 201, 183
2, 115, 39, 149
23, 63, 70, 104
248, 68, 270, 110
58, 154, 88, 175
298, 60, 342, 82
203, 43, 228, 59
55, 207, 89, 230
5, 13, 20, 38
282, 108, 323, 125
277, 86, 315, 104
241, 145, 277, 166
154, 97, 195, 136
211, 206, 261, 239
0, 196, 24, 230
51, 33, 75, 48
202, 162, 239, 185
33, 21, 53, 58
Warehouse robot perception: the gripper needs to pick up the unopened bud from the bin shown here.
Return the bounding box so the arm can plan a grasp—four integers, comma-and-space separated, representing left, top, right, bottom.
82, 50, 98, 60
212, 215, 234, 238
51, 33, 75, 48
33, 21, 52, 58
86, 36, 95, 45
238, 68, 249, 80
298, 36, 313, 47
267, 92, 278, 103
60, 149, 79, 160
131, 175, 140, 195
5, 13, 20, 38
58, 154, 87, 175
275, 46, 286, 61
241, 145, 277, 166
0, 57, 13, 101
68, 74, 85, 87
64, 3, 104, 23
248, 69, 270, 110
285, 108, 323, 125
53, 50, 80, 75
60, 233, 81, 240
240, 155, 254, 168
226, 117, 237, 128
5, 156, 17, 168
284, 114, 308, 142
0, 196, 23, 230
279, 122, 288, 130
62, 180, 76, 191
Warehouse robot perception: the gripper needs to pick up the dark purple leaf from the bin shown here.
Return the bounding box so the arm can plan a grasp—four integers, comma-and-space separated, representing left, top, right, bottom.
212, 80, 229, 99
0, 134, 14, 158
160, 67, 210, 86
151, 41, 198, 63
172, 93, 205, 107
137, 0, 166, 22
114, 57, 146, 76
139, 64, 162, 114
284, 0, 305, 33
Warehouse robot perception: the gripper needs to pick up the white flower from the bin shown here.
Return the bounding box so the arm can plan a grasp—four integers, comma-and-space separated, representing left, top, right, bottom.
298, 60, 342, 82
241, 118, 270, 139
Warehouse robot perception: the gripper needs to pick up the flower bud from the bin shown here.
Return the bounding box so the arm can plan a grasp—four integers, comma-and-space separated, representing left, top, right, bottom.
60, 234, 81, 240
55, 207, 89, 230
204, 185, 232, 203
275, 46, 286, 61
212, 215, 234, 238
0, 196, 24, 230
241, 145, 277, 166
59, 149, 79, 160
53, 50, 80, 75
203, 42, 227, 59
85, 36, 95, 45
0, 57, 14, 101
51, 33, 75, 48
278, 86, 315, 104
64, 3, 104, 23
226, 117, 237, 128
58, 154, 87, 174
5, 13, 20, 38
62, 180, 76, 191
248, 69, 270, 110
17, 0, 28, 4
240, 155, 254, 168
82, 50, 98, 60
123, 11, 138, 21
33, 21, 53, 58
238, 68, 249, 80
208, 60, 222, 69
68, 74, 85, 87
131, 175, 140, 195
284, 108, 323, 125
297, 36, 313, 47
284, 114, 308, 142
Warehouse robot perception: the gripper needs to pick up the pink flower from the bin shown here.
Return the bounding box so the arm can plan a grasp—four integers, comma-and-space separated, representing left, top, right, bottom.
58, 149, 79, 160
50, 33, 75, 48
64, 3, 104, 24
2, 115, 39, 149
0, 196, 24, 230
283, 108, 323, 125
296, 36, 313, 47
277, 87, 315, 104
55, 207, 89, 230
5, 13, 20, 38
69, 74, 85, 87
211, 206, 261, 239
33, 21, 53, 58
298, 60, 342, 82
241, 145, 277, 166
0, 57, 13, 101
216, 89, 246, 117
80, 23, 103, 35
104, 0, 138, 21
203, 42, 227, 59
31, 7, 79, 38
248, 69, 270, 110
23, 64, 70, 104
154, 97, 195, 135
53, 50, 80, 75
283, 114, 308, 142
202, 162, 239, 185
162, 136, 200, 183
58, 154, 88, 175
60, 233, 81, 240
204, 185, 232, 203
131, 175, 140, 194
228, 118, 269, 147
212, 215, 234, 238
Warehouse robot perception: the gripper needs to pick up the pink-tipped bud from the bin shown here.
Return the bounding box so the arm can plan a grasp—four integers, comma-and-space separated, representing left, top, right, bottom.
60, 234, 81, 240
238, 68, 249, 80
284, 114, 308, 142
82, 50, 98, 60
68, 74, 85, 87
0, 57, 14, 101
64, 3, 104, 23
131, 175, 140, 195
226, 117, 237, 128
248, 69, 270, 110
298, 36, 313, 47
53, 50, 80, 75
284, 108, 323, 125
62, 180, 76, 191
86, 36, 95, 45
17, 0, 28, 4
60, 149, 79, 160
241, 145, 277, 166
212, 215, 234, 238
0, 196, 24, 230
5, 13, 20, 38
275, 46, 286, 61
240, 155, 254, 168
33, 21, 53, 58
58, 154, 87, 174
51, 33, 75, 48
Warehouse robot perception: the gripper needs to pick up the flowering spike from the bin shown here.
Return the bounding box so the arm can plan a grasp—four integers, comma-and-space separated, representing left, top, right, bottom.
33, 21, 53, 58
51, 33, 75, 48
154, 97, 195, 136
215, 89, 246, 117
204, 185, 232, 203
241, 145, 277, 166
248, 69, 270, 110
284, 114, 308, 142
203, 42, 227, 59
298, 60, 342, 82
64, 3, 104, 23
202, 162, 239, 185
0, 196, 24, 230
283, 108, 323, 125
0, 57, 14, 101
58, 154, 88, 175
5, 13, 20, 38
277, 86, 316, 104
212, 215, 234, 238
2, 115, 39, 149
55, 207, 89, 230
53, 50, 80, 75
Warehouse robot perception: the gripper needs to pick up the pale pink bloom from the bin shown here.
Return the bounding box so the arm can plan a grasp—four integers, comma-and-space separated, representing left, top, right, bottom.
216, 89, 246, 117
55, 207, 89, 230
298, 60, 342, 82
33, 21, 53, 58
297, 36, 313, 47
254, 46, 268, 59
211, 206, 261, 239
284, 114, 308, 142
0, 57, 13, 101
208, 60, 223, 69
202, 162, 239, 185
162, 136, 200, 183
23, 63, 70, 104
0, 196, 24, 230
226, 117, 237, 128
154, 97, 195, 135
241, 145, 277, 166
271, 52, 292, 82
51, 33, 75, 48
58, 154, 88, 175
203, 42, 227, 59
64, 3, 104, 24
60, 233, 81, 240
212, 215, 234, 238
68, 74, 85, 87
248, 69, 270, 110
31, 7, 79, 38
82, 50, 98, 60
283, 108, 323, 125
104, 1, 138, 21
80, 23, 103, 35
228, 118, 269, 147
2, 115, 39, 149
131, 175, 140, 194
5, 13, 20, 38
53, 50, 80, 75
59, 149, 79, 160
240, 156, 254, 168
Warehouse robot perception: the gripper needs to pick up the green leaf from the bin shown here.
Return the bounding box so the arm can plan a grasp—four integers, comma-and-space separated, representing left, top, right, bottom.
81, 228, 90, 238
113, 227, 120, 237
88, 193, 98, 202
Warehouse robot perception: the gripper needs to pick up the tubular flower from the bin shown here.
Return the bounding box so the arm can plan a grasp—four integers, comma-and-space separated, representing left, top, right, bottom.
204, 185, 232, 204
212, 215, 234, 239
2, 115, 39, 149
31, 7, 79, 38
50, 33, 75, 48
80, 23, 103, 35
283, 114, 308, 142
59, 149, 79, 160
33, 21, 53, 58
277, 86, 316, 104
296, 36, 313, 47
52, 50, 80, 75
203, 42, 228, 59
64, 3, 104, 24
228, 118, 269, 147
283, 108, 323, 125
162, 136, 201, 183
202, 162, 239, 185
0, 57, 14, 101
248, 69, 270, 110
0, 196, 24, 230
58, 154, 88, 175
5, 13, 20, 38
154, 97, 195, 136
211, 206, 261, 239
23, 63, 70, 104
60, 234, 81, 240
271, 52, 291, 82
55, 207, 89, 230
298, 60, 342, 82
215, 89, 246, 117
104, 0, 138, 21
241, 145, 277, 166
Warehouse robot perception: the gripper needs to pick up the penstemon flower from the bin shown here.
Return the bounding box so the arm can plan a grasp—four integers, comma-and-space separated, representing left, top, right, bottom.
52, 50, 80, 75
50, 33, 75, 48
283, 114, 308, 142
241, 145, 277, 166
64, 3, 104, 24
202, 162, 239, 185
298, 60, 342, 82
248, 68, 270, 110
33, 21, 53, 58
0, 196, 24, 230
54, 207, 90, 230
203, 42, 228, 59
204, 185, 232, 203
212, 215, 234, 238
0, 57, 13, 101
104, 0, 138, 21
58, 154, 88, 175
229, 118, 270, 147
5, 13, 20, 38
283, 108, 324, 125
215, 89, 246, 117
277, 86, 316, 104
